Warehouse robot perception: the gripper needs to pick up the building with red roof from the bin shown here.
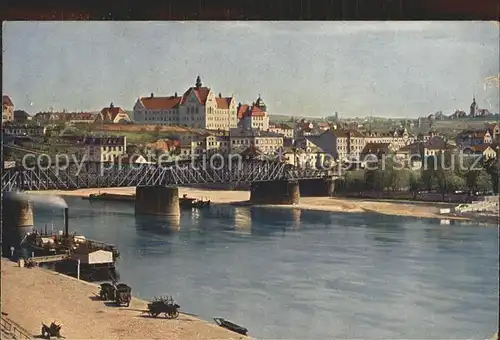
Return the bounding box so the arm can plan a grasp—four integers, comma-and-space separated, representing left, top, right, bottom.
237, 95, 270, 131
133, 76, 237, 130
97, 102, 131, 123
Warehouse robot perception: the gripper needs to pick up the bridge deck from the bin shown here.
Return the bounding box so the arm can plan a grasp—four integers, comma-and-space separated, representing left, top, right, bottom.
2, 157, 336, 191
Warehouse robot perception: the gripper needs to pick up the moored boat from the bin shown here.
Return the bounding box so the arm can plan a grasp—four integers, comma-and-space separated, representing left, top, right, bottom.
213, 317, 248, 336
180, 195, 211, 209
82, 193, 135, 202
23, 208, 120, 261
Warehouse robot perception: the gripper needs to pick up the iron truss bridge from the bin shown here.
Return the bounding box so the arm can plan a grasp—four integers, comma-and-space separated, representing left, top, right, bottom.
2, 157, 333, 192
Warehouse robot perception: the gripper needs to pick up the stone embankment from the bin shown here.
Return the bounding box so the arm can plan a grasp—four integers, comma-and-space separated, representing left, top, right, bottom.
1, 259, 247, 340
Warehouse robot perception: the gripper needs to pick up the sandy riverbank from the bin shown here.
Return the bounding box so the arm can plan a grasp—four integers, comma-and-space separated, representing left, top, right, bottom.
24, 187, 474, 221
1, 258, 247, 340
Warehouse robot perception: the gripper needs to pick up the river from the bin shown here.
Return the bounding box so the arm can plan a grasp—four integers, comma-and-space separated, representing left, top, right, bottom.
32, 196, 497, 339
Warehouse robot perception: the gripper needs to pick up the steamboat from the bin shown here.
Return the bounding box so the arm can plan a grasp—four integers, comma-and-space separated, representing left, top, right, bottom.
23, 208, 120, 262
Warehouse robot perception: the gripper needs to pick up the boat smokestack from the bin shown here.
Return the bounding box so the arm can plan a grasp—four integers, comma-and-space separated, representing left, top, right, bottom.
64, 208, 69, 236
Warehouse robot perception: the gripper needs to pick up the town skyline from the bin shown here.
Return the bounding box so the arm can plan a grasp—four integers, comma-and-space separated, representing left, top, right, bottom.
3, 21, 499, 117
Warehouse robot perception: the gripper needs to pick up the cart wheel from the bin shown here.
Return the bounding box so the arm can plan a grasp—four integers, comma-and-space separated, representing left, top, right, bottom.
165, 311, 179, 319
151, 312, 159, 317
125, 302, 130, 307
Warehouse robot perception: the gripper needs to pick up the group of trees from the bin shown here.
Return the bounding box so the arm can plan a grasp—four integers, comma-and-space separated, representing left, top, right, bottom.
337, 152, 499, 195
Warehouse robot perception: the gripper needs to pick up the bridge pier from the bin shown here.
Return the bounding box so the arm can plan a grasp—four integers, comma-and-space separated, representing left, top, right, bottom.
1, 197, 34, 256
299, 178, 335, 197
135, 186, 180, 216
250, 180, 300, 205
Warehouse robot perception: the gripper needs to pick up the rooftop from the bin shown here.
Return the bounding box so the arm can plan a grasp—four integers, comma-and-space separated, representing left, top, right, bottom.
100, 104, 129, 121
424, 136, 455, 150
361, 142, 391, 155
2, 95, 14, 107
304, 130, 338, 157
139, 95, 182, 110
229, 127, 283, 138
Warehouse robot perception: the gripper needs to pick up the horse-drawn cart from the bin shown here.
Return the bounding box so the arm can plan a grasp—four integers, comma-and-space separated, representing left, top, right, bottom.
115, 283, 132, 307
146, 296, 180, 319
99, 282, 132, 307
99, 283, 115, 300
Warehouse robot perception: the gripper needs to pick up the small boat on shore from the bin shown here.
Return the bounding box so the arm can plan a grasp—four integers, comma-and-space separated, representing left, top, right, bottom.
213, 317, 248, 336
83, 193, 135, 202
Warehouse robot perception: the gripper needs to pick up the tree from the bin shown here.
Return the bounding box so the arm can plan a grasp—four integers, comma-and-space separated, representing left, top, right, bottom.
445, 173, 466, 192
364, 169, 377, 191
374, 169, 391, 191
476, 170, 493, 193
465, 170, 481, 193
454, 153, 471, 178
344, 170, 366, 192
437, 152, 460, 193
389, 168, 412, 192
409, 170, 421, 199
484, 157, 500, 194
421, 156, 437, 191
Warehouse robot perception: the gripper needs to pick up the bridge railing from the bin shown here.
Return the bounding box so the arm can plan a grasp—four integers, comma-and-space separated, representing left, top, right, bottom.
2, 157, 336, 191
1, 315, 33, 339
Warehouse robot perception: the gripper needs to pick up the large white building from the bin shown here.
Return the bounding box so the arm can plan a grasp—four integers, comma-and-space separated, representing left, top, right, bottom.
133, 76, 238, 130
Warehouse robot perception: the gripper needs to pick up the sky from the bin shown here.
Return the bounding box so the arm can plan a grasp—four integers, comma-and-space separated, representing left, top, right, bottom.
3, 21, 499, 118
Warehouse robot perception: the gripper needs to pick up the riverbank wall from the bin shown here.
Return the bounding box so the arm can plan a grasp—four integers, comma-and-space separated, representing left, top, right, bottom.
1, 258, 248, 339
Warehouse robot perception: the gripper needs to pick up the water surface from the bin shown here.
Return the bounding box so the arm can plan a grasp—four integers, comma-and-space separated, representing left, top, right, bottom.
33, 196, 498, 339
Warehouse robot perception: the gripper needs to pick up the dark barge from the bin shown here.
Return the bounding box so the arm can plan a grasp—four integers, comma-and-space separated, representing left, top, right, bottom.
83, 193, 211, 210
83, 193, 135, 202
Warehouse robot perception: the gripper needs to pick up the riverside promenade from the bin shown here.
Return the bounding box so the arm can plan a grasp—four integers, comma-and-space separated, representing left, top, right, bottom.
1, 259, 247, 339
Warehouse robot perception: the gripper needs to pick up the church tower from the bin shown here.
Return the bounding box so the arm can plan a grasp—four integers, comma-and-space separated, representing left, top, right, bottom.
254, 94, 267, 112
469, 94, 478, 117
